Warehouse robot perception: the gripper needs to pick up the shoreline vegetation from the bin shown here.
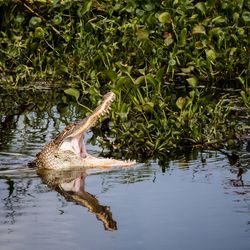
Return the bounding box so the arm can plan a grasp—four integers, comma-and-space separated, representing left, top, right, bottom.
0, 0, 250, 157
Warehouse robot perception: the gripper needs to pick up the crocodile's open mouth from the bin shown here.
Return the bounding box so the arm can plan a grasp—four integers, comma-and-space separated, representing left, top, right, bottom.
60, 133, 88, 158
36, 91, 135, 169
59, 92, 115, 159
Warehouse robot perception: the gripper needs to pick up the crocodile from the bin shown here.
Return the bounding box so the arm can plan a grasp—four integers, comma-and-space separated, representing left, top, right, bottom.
35, 92, 135, 170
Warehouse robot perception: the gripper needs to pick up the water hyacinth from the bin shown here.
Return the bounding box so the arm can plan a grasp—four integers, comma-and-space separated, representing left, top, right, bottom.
34, 27, 45, 38
0, 0, 248, 84
0, 0, 249, 155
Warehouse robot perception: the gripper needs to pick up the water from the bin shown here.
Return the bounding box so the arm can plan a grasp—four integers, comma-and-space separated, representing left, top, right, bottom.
0, 89, 250, 250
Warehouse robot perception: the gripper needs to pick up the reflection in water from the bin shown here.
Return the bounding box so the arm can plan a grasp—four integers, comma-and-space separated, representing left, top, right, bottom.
37, 168, 117, 231
0, 171, 40, 226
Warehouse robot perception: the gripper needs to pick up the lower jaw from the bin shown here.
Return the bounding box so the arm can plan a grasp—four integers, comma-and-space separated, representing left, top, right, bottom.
80, 155, 136, 168
51, 151, 136, 170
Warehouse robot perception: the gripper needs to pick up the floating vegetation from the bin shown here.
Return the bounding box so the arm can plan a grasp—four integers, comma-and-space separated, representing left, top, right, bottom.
0, 0, 249, 84
0, 0, 250, 156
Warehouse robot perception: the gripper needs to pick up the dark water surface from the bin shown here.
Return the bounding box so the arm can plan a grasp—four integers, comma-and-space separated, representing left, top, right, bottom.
0, 89, 250, 250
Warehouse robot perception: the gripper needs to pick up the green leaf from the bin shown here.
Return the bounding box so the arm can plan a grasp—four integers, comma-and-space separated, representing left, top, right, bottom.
195, 2, 206, 15
53, 15, 62, 25
190, 14, 199, 20
34, 27, 44, 38
116, 62, 133, 74
117, 76, 133, 86
102, 70, 117, 83
168, 59, 176, 66
156, 68, 165, 83
16, 14, 25, 23
143, 3, 155, 11
158, 12, 172, 24
242, 11, 250, 22
136, 29, 149, 40
233, 12, 240, 23
209, 27, 224, 37
29, 17, 42, 27
192, 25, 206, 35
181, 66, 194, 74
212, 16, 226, 24
64, 88, 80, 101
206, 0, 216, 8
145, 74, 157, 85
206, 49, 217, 61
194, 41, 204, 49
229, 47, 237, 57
163, 32, 173, 46
83, 1, 92, 13
237, 27, 245, 35
237, 77, 245, 85
135, 76, 145, 85
179, 28, 187, 47
176, 97, 186, 110
187, 77, 198, 88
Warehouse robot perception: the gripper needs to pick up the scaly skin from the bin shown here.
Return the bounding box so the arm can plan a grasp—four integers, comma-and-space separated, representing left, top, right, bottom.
36, 92, 135, 170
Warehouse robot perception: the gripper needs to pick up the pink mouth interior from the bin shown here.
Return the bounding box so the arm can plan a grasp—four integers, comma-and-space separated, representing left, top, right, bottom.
60, 134, 88, 158
72, 135, 87, 158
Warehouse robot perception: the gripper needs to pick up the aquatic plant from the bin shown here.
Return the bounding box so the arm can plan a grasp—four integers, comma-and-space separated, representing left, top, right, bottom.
0, 0, 249, 85
102, 74, 242, 158
0, 0, 249, 155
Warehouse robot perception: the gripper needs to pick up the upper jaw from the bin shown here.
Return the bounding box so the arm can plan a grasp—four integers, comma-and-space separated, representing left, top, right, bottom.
58, 91, 116, 154
65, 92, 115, 139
